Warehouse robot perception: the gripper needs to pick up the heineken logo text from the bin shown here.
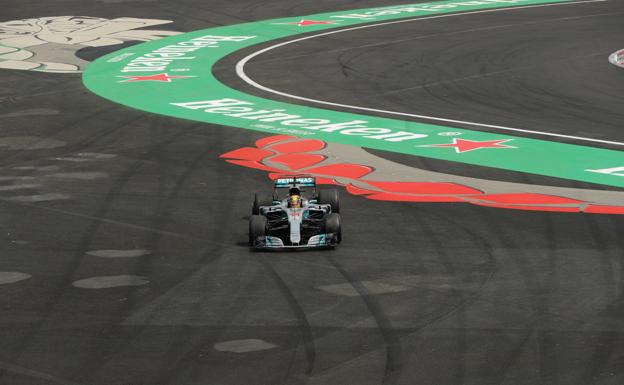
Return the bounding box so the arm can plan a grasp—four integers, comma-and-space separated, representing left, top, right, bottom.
121, 35, 256, 73
331, 0, 530, 20
172, 99, 428, 142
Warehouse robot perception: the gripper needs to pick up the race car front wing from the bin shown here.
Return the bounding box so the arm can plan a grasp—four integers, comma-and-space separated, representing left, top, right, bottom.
252, 233, 337, 249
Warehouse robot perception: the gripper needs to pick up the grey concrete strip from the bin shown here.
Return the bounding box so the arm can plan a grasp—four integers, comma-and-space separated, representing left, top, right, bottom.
0, 199, 218, 244
72, 275, 149, 289
0, 108, 59, 118
318, 281, 408, 297
0, 183, 40, 191
0, 361, 85, 385
45, 172, 108, 180
0, 272, 31, 284
0, 136, 66, 150
86, 249, 151, 258
7, 193, 70, 202
214, 339, 277, 353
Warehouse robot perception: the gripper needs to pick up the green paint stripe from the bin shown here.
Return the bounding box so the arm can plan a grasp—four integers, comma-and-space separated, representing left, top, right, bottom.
83, 0, 624, 188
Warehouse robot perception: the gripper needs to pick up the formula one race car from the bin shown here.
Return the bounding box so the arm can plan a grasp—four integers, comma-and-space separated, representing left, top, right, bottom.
249, 175, 341, 249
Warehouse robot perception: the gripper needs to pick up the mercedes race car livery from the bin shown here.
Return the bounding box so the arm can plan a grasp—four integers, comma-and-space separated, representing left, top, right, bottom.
249, 176, 342, 249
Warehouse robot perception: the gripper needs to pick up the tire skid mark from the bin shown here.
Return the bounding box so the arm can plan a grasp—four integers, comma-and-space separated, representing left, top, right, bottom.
539, 215, 560, 384
155, 261, 265, 385
0, 158, 148, 380
409, 207, 467, 385
152, 129, 266, 384
478, 207, 557, 383
260, 256, 316, 376
76, 120, 224, 379
234, 0, 623, 148
91, 124, 260, 383
472, 209, 539, 383
397, 206, 499, 384
91, 124, 262, 384
68, 115, 177, 378
325, 255, 403, 384
0, 105, 121, 167
0, 125, 214, 381
575, 214, 620, 385
289, 249, 497, 385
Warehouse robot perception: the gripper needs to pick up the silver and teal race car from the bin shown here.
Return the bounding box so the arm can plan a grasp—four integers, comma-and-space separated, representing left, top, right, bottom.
249, 176, 341, 249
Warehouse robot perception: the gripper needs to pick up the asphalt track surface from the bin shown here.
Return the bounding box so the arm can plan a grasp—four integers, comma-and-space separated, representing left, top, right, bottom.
1, 1, 623, 385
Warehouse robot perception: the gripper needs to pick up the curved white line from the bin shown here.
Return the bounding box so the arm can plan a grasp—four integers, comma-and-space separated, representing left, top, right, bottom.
236, 0, 624, 147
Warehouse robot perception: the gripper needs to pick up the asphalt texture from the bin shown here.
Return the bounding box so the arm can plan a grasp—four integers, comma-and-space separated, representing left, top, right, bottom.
1, 1, 624, 385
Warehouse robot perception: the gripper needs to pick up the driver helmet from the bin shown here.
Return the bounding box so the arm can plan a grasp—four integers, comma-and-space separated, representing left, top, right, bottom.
288, 187, 302, 208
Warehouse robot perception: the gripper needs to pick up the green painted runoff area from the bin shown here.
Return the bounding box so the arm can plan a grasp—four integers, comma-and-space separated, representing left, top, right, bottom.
83, 0, 624, 188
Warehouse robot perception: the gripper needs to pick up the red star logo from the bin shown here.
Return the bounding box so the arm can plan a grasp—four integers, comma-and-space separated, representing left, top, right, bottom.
117, 73, 194, 83
284, 20, 337, 27
424, 138, 516, 153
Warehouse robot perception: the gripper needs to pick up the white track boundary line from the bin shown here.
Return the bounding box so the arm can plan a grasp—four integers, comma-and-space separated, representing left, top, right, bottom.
236, 0, 624, 147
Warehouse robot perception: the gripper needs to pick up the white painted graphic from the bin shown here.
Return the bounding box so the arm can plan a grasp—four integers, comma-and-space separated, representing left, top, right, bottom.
609, 49, 624, 69
586, 166, 624, 177
0, 16, 179, 73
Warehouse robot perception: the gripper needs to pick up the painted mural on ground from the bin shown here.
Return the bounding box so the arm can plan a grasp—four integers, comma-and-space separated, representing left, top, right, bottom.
0, 16, 179, 73
222, 135, 624, 214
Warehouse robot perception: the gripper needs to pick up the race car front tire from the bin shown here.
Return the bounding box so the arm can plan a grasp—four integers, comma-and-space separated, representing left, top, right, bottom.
319, 188, 340, 213
324, 213, 342, 244
249, 215, 267, 246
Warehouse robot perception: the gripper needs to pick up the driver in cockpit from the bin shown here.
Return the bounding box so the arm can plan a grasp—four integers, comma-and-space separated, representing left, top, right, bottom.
286, 187, 305, 208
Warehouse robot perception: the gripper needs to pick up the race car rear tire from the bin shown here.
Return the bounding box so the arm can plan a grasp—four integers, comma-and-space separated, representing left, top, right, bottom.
252, 192, 274, 215
324, 213, 342, 244
319, 189, 340, 213
249, 215, 267, 246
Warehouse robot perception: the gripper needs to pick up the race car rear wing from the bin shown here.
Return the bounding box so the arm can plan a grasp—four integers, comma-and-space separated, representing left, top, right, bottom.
274, 176, 316, 189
